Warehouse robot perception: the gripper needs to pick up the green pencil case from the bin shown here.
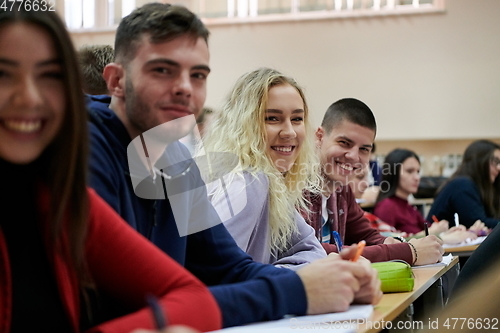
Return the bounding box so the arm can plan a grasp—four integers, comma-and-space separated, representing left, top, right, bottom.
371, 260, 414, 293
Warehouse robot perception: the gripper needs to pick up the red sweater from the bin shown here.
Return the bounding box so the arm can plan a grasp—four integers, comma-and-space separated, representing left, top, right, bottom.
0, 188, 221, 333
302, 186, 413, 264
373, 196, 426, 235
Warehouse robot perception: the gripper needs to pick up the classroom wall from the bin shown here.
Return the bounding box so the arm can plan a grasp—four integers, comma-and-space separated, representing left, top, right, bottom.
69, 0, 500, 167
204, 0, 500, 140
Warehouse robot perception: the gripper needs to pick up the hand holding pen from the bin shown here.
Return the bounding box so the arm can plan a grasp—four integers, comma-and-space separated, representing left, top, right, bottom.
332, 231, 365, 260
338, 240, 366, 262
338, 240, 382, 305
428, 215, 449, 235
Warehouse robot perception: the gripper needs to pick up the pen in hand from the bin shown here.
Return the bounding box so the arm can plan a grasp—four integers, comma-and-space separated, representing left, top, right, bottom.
424, 222, 429, 236
146, 294, 167, 330
331, 230, 343, 251
351, 240, 366, 262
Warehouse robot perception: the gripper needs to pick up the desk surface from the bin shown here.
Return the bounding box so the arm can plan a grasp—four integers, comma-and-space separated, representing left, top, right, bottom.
359, 256, 459, 333
444, 244, 479, 253
410, 198, 435, 205
444, 244, 479, 258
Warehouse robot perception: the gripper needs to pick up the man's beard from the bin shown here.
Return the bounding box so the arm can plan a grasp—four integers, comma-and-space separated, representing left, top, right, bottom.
124, 78, 196, 143
125, 78, 152, 135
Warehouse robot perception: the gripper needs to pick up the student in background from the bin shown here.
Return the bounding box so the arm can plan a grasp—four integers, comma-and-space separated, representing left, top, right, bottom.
202, 68, 326, 268
352, 166, 480, 245
303, 98, 444, 266
349, 166, 399, 235
427, 140, 500, 229
0, 8, 220, 332
374, 149, 449, 236
368, 142, 382, 186
78, 44, 114, 95
87, 3, 381, 327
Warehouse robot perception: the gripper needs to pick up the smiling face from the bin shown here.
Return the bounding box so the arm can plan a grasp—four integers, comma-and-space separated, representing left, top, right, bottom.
396, 157, 421, 198
265, 83, 306, 173
0, 23, 65, 164
490, 149, 500, 183
111, 34, 210, 140
316, 120, 374, 189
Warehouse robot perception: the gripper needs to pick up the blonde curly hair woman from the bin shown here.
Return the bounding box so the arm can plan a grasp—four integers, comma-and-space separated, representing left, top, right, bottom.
201, 68, 325, 269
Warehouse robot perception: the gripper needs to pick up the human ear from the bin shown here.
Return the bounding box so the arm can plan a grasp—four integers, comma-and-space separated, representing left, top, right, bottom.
103, 63, 125, 97
315, 127, 324, 148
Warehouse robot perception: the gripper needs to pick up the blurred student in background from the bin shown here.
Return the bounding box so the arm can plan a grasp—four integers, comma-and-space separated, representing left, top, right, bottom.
348, 166, 399, 235
0, 8, 220, 332
368, 142, 382, 186
352, 165, 480, 245
78, 44, 114, 95
427, 140, 500, 229
374, 149, 449, 236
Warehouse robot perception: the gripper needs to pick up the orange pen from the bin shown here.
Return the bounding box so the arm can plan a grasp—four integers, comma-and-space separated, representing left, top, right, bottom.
432, 215, 439, 223
351, 240, 366, 262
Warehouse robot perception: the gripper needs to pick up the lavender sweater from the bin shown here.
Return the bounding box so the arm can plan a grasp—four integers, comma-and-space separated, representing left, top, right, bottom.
208, 172, 326, 270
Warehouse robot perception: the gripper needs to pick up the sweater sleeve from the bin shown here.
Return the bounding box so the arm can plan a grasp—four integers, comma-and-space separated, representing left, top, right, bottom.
344, 190, 414, 264
84, 189, 221, 333
211, 172, 326, 268
185, 224, 308, 327
210, 172, 269, 255
165, 172, 310, 327
344, 188, 386, 246
273, 211, 327, 270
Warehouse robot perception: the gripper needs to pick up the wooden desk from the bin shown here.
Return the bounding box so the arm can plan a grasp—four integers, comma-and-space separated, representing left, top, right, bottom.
444, 244, 479, 257
359, 256, 459, 333
409, 198, 434, 205
209, 258, 459, 333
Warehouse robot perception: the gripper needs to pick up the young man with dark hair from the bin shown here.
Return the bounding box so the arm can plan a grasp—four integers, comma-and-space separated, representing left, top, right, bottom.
87, 4, 381, 328
303, 98, 444, 265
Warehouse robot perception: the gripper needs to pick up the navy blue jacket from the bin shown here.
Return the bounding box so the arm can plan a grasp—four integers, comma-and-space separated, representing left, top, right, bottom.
427, 176, 500, 229
87, 95, 307, 327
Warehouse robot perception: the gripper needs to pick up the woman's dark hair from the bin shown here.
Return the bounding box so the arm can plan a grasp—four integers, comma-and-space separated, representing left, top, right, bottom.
444, 140, 500, 219
376, 148, 420, 203
0, 9, 90, 284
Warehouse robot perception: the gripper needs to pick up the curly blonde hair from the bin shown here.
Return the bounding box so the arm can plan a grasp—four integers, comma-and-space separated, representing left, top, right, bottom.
202, 68, 322, 253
